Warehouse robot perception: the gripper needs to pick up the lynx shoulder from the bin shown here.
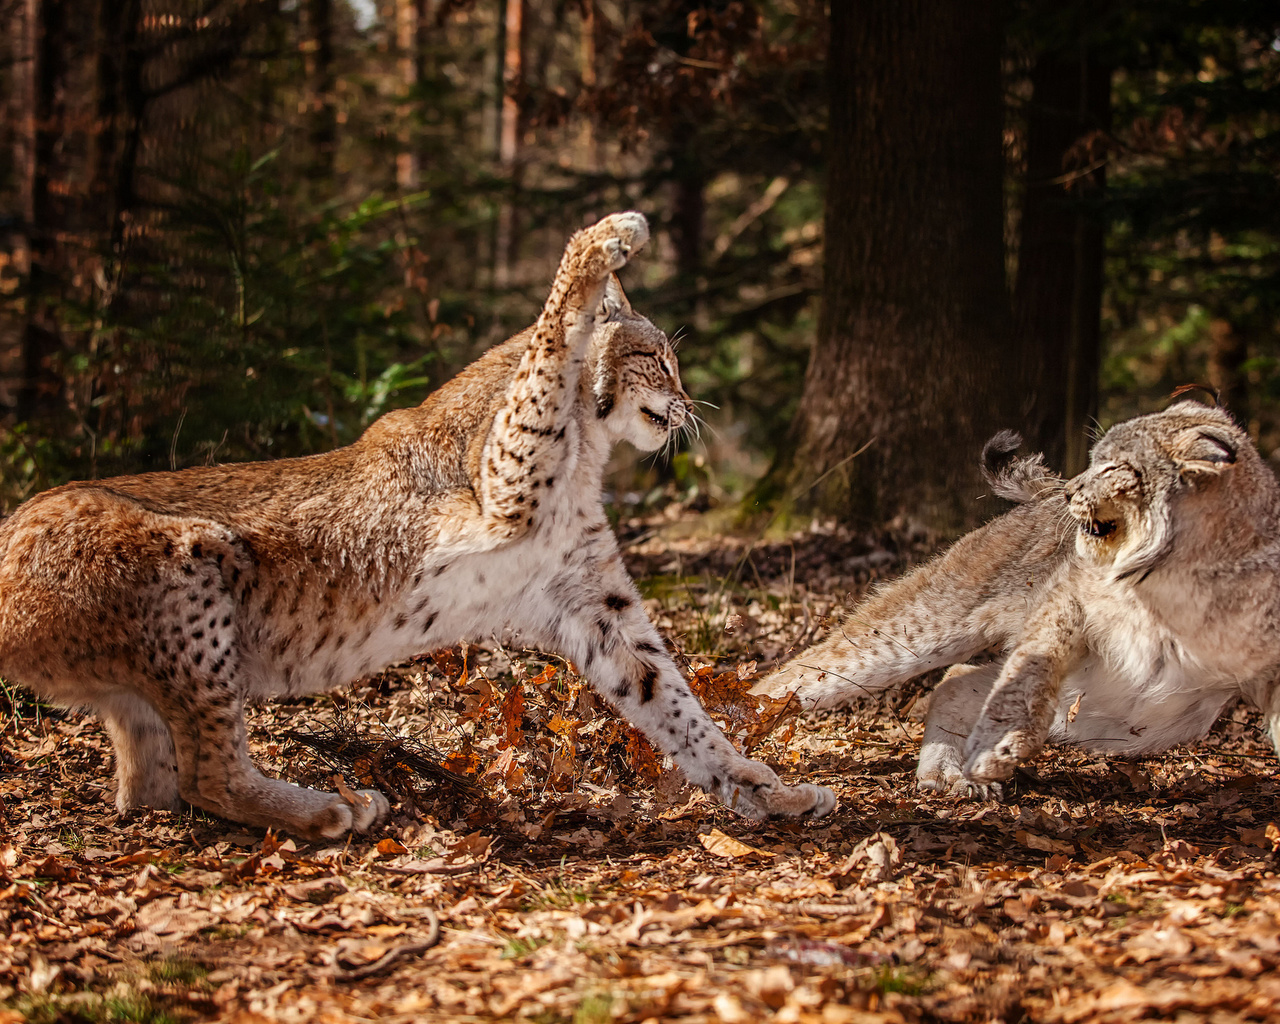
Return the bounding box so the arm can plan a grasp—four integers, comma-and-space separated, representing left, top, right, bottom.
756, 401, 1280, 797
0, 212, 834, 839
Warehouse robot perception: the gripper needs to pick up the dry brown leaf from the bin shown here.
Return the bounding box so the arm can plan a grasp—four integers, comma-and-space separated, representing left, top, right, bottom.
699, 829, 774, 860
1015, 830, 1073, 855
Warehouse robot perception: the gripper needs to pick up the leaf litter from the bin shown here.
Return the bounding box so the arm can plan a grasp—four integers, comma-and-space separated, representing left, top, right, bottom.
1, 516, 1278, 1023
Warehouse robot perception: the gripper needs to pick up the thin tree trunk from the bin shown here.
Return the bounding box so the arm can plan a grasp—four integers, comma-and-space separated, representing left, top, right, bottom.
18, 0, 70, 425
493, 0, 523, 289
1207, 318, 1247, 419
304, 0, 336, 182
1014, 45, 1110, 474
760, 0, 1013, 533
395, 0, 418, 189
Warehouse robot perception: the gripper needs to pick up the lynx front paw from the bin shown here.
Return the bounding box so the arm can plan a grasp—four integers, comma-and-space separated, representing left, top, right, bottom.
592, 211, 650, 274
312, 788, 391, 840
917, 741, 1002, 800
963, 728, 1041, 784
716, 760, 837, 819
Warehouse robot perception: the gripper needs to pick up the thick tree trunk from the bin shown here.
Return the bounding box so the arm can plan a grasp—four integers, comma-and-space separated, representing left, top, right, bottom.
1014, 46, 1110, 475
761, 0, 1012, 533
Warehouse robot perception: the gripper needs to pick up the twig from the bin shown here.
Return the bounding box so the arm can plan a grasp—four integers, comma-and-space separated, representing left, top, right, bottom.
330, 910, 441, 981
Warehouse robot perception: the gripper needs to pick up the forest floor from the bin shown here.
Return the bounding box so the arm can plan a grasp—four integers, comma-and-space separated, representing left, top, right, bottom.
1, 512, 1279, 1024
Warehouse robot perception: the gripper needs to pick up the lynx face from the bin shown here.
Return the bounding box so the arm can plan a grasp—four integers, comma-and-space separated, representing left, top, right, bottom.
1066, 460, 1145, 565
591, 317, 694, 453
1066, 405, 1250, 579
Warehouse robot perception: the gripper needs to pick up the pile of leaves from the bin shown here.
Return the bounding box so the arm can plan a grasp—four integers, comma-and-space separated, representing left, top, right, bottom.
1, 521, 1278, 1023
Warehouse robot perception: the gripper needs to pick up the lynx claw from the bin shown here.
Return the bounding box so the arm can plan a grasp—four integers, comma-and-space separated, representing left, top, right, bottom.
964, 743, 1024, 785
917, 776, 1003, 801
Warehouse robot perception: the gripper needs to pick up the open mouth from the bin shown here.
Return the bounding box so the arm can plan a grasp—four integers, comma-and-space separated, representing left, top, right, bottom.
1080, 518, 1116, 539
640, 406, 669, 429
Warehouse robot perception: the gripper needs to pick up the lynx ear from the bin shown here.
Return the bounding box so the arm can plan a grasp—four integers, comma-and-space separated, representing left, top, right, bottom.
1174, 427, 1237, 478
601, 275, 632, 322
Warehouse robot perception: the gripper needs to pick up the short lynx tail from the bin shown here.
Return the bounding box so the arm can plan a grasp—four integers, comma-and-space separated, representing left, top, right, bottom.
981, 430, 1061, 504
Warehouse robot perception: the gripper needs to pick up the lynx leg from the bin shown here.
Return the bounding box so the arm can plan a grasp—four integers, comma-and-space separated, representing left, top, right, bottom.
479, 212, 650, 537
533, 555, 835, 819
918, 664, 1002, 799
964, 589, 1085, 784
98, 693, 181, 812
141, 538, 388, 840
163, 686, 389, 840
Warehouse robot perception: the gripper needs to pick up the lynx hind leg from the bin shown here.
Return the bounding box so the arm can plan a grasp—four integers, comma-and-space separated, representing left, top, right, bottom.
99, 693, 182, 813
129, 517, 388, 839
539, 558, 835, 819
918, 664, 1003, 800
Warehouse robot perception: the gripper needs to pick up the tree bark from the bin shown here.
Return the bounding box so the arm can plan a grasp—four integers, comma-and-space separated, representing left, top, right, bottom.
760, 0, 1013, 533
1013, 45, 1110, 475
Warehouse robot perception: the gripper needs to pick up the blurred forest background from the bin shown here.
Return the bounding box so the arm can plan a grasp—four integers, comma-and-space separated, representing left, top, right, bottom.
0, 0, 1277, 532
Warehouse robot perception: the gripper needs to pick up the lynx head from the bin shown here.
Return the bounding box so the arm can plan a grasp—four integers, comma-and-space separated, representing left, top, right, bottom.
1066, 401, 1275, 580
589, 276, 694, 452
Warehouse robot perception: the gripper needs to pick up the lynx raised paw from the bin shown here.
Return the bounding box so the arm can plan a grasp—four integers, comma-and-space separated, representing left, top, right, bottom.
592, 211, 650, 273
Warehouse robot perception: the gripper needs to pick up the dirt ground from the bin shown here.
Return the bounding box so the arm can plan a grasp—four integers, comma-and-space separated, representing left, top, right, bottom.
2, 517, 1278, 1024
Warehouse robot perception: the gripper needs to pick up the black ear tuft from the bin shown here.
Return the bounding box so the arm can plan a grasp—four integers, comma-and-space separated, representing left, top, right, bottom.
1169, 383, 1219, 407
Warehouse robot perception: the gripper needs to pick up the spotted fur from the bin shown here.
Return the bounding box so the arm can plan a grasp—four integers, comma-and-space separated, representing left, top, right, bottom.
0, 212, 834, 839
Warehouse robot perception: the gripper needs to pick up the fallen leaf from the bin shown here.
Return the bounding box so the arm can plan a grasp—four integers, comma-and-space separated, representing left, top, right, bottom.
700, 829, 775, 860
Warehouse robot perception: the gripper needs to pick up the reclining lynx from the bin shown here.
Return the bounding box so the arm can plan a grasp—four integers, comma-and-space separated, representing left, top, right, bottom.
0, 212, 834, 839
756, 401, 1280, 797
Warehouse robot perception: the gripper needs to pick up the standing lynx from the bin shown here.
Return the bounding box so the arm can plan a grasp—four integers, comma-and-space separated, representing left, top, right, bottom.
756, 401, 1280, 797
0, 212, 834, 839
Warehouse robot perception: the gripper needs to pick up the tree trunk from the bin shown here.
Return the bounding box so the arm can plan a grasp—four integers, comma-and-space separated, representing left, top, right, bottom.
493, 0, 524, 289
760, 0, 1012, 534
395, 0, 419, 189
18, 0, 71, 425
1013, 46, 1110, 475
304, 0, 336, 182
